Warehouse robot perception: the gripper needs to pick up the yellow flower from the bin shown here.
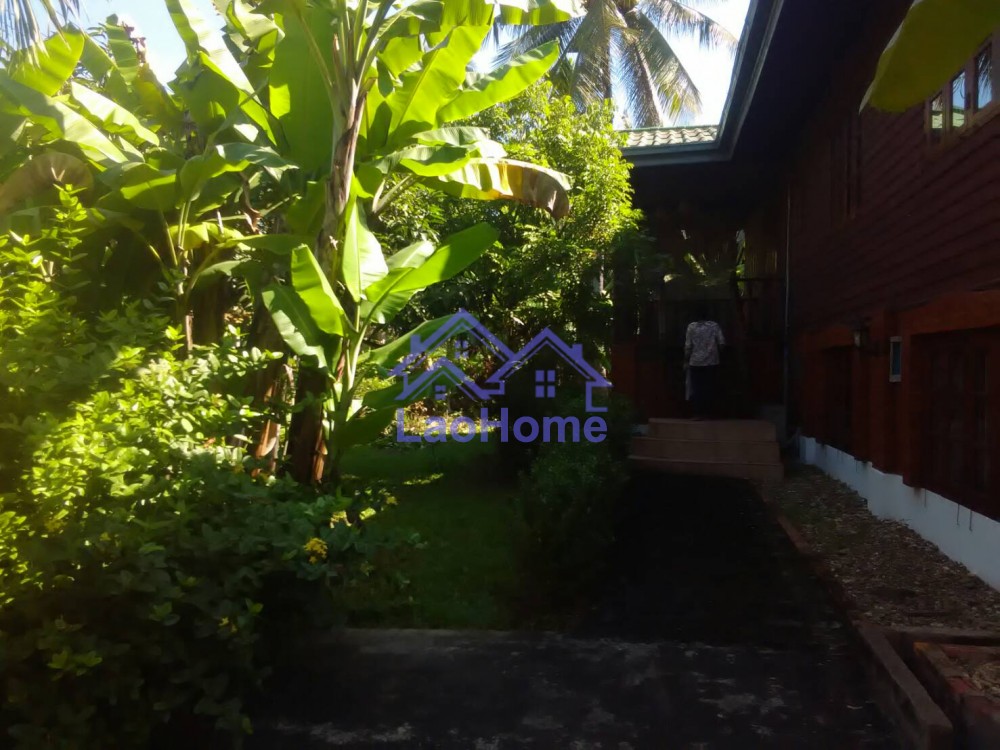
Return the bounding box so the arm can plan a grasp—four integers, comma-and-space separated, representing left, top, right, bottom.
304, 537, 328, 562
219, 616, 237, 633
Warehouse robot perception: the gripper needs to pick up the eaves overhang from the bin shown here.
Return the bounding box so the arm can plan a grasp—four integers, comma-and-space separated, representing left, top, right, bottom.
620, 0, 784, 169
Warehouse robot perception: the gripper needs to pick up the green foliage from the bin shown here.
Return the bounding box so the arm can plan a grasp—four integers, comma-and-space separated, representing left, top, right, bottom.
384, 82, 642, 362
0, 1, 80, 52
0, 5, 597, 744
0, 12, 294, 346
495, 0, 736, 127
340, 441, 525, 629
241, 0, 580, 477
515, 391, 632, 601
517, 445, 627, 603
0, 322, 394, 746
0, 0, 584, 482
0, 202, 171, 488
0, 224, 396, 745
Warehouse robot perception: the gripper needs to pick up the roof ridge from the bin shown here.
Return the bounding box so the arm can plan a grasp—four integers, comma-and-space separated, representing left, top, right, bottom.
621, 124, 719, 151
619, 124, 719, 133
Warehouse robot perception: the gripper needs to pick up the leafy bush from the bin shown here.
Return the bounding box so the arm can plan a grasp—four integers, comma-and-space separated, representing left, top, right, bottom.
0, 202, 171, 490
0, 312, 393, 747
496, 383, 634, 474
515, 392, 632, 601
517, 442, 627, 602
386, 82, 643, 361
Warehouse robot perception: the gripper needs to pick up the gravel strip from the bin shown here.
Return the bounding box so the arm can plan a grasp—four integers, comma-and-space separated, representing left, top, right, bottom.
763, 466, 1000, 631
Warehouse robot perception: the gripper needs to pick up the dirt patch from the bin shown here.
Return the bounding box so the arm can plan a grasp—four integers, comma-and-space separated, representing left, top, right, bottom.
762, 466, 1000, 632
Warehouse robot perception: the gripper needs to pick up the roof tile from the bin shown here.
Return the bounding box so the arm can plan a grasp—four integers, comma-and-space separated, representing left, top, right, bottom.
621, 125, 719, 149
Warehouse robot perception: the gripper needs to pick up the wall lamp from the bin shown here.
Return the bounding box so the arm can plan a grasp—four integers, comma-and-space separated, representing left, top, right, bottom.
852, 321, 878, 354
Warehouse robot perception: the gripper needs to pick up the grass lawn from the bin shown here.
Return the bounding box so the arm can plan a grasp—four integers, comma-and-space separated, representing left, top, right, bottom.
341, 439, 526, 629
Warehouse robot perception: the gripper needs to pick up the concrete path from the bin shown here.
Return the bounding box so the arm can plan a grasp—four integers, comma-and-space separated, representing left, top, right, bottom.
250, 473, 899, 749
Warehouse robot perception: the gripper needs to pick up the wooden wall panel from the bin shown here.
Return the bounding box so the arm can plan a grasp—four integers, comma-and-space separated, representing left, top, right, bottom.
779, 0, 1000, 333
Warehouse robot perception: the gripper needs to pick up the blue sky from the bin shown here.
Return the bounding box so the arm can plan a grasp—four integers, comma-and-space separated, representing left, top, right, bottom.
84, 0, 750, 127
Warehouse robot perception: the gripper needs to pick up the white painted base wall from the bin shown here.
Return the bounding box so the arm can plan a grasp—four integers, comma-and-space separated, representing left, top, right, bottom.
798, 436, 1000, 592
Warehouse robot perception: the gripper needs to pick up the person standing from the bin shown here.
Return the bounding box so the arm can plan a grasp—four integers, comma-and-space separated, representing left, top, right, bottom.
684, 305, 725, 419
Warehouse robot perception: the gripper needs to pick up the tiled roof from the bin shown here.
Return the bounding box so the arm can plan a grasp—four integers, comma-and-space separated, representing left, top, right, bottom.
621, 125, 719, 149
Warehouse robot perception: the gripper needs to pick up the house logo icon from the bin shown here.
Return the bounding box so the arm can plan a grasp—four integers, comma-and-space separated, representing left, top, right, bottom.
389, 310, 611, 413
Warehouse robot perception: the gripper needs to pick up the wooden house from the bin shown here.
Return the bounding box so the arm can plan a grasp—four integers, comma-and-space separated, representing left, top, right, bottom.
619, 0, 1000, 588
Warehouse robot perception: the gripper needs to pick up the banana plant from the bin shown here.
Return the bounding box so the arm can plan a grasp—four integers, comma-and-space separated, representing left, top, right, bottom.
230, 0, 582, 482
0, 15, 296, 346
0, 0, 581, 482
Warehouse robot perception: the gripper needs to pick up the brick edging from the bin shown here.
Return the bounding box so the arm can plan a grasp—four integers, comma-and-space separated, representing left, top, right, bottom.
756, 483, 955, 750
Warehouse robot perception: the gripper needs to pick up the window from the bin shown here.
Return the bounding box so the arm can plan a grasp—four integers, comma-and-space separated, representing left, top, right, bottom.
952, 71, 967, 129
926, 34, 999, 140
889, 337, 902, 383
976, 47, 994, 110
929, 93, 945, 141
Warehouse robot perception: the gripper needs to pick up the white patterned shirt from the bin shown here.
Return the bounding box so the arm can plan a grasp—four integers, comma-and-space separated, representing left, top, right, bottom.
685, 321, 725, 367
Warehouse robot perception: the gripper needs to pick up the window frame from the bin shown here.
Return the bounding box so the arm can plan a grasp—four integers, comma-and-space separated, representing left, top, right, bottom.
973, 42, 996, 112
889, 337, 902, 383
926, 32, 1000, 143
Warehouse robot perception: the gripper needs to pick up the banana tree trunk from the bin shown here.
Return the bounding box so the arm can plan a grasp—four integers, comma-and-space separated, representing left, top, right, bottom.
246, 306, 292, 474
289, 76, 368, 484
189, 278, 231, 345
287, 367, 328, 484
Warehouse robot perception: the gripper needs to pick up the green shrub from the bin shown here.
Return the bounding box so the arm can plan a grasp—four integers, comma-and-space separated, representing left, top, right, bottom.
0, 232, 169, 491
0, 332, 394, 747
553, 390, 635, 459
497, 385, 634, 475
515, 392, 632, 601
517, 441, 627, 602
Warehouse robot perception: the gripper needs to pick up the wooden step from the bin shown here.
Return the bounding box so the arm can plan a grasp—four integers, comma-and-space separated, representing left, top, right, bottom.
631, 437, 780, 464
647, 418, 777, 442
629, 455, 784, 482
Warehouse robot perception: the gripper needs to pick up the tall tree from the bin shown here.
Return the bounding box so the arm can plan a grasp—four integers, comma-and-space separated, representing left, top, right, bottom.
380, 82, 643, 361
0, 0, 79, 49
496, 0, 736, 127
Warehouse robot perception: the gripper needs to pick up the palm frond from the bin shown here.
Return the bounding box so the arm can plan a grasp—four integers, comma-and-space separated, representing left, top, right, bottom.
628, 9, 701, 120
569, 0, 627, 104
638, 0, 737, 50
615, 26, 664, 127
0, 0, 78, 50
494, 19, 580, 67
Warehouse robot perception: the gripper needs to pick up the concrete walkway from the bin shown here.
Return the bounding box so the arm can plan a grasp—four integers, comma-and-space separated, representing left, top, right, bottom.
250, 473, 899, 749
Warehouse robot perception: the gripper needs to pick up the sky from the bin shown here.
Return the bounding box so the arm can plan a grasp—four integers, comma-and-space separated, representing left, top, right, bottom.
84, 0, 751, 128
665, 0, 752, 126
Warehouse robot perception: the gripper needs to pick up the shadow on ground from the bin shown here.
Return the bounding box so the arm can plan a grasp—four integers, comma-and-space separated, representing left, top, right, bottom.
248, 471, 899, 749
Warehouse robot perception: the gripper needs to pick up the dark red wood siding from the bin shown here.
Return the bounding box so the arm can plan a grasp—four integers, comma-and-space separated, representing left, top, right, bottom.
786, 4, 1000, 331
782, 2, 1000, 520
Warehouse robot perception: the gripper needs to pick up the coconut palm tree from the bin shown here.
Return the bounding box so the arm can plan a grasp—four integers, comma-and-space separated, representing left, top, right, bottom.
497, 0, 737, 127
1, 0, 79, 50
